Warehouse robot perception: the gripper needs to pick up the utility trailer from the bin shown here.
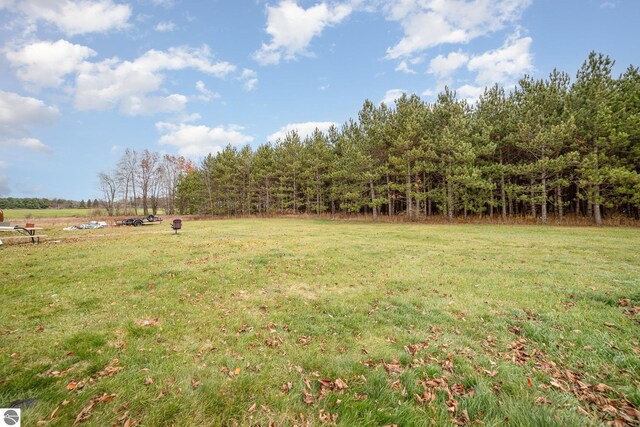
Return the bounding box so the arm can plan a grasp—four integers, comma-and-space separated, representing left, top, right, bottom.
115, 214, 163, 227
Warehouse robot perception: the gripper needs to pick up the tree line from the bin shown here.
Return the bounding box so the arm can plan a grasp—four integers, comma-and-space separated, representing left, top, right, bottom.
174, 52, 638, 224
98, 149, 195, 216
0, 198, 98, 209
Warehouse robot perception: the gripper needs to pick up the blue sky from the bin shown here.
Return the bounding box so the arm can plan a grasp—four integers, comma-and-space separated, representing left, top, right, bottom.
0, 0, 638, 200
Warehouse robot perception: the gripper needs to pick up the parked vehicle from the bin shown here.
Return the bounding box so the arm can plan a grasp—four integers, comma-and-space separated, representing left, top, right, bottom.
115, 214, 163, 227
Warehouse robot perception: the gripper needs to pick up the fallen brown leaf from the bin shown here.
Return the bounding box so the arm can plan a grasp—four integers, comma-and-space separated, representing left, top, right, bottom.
66, 380, 84, 391
297, 336, 311, 345
50, 405, 61, 420
281, 382, 292, 393
481, 368, 498, 377
136, 318, 160, 327
535, 397, 551, 405
301, 389, 315, 405
97, 359, 124, 378
72, 394, 116, 426
264, 337, 280, 347
382, 359, 402, 375
455, 409, 470, 426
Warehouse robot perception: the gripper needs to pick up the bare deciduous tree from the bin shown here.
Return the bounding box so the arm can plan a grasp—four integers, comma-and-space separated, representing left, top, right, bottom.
117, 149, 138, 215
98, 171, 119, 216
138, 149, 160, 216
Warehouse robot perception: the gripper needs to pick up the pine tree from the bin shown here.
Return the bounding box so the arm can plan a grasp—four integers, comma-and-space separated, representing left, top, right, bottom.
252, 144, 277, 214
570, 52, 616, 225
389, 94, 428, 219
475, 84, 511, 219
513, 71, 577, 223
431, 88, 477, 221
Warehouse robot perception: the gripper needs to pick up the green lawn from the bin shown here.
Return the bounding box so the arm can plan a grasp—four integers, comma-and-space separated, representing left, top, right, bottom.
1, 219, 638, 426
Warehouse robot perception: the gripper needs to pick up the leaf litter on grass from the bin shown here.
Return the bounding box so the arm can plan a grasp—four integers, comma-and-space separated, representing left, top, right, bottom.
3, 219, 640, 426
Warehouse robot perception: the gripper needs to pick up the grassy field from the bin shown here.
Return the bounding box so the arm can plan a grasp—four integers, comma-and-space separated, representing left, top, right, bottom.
0, 219, 638, 426
2, 209, 168, 221
2, 209, 108, 220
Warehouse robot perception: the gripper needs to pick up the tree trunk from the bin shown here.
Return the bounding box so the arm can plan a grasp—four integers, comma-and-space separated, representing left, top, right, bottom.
423, 172, 428, 217
427, 180, 432, 216
370, 180, 378, 220
530, 177, 536, 218
316, 170, 321, 215
386, 173, 394, 216
508, 189, 513, 217
489, 192, 494, 219
123, 183, 129, 216
293, 169, 297, 212
405, 163, 412, 219
556, 184, 563, 219
266, 181, 271, 213
593, 184, 602, 225
541, 175, 547, 224
593, 146, 602, 225
142, 188, 148, 216
447, 177, 454, 222
131, 172, 138, 215
500, 153, 507, 220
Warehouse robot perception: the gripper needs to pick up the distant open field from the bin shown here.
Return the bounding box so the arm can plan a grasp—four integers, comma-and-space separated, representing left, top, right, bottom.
2, 209, 170, 227
1, 219, 638, 426
2, 209, 108, 220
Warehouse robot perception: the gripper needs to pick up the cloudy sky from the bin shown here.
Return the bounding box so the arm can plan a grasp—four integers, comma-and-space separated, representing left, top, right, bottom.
0, 0, 638, 200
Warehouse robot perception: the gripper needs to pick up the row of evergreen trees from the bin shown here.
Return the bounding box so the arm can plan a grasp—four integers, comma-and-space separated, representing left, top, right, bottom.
0, 198, 96, 209
177, 52, 639, 224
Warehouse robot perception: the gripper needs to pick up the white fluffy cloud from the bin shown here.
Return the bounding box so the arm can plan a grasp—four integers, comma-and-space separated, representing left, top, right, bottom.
120, 94, 187, 116
467, 34, 533, 86
381, 89, 407, 105
75, 46, 236, 115
193, 80, 220, 102
239, 69, 258, 92
0, 91, 58, 136
6, 38, 240, 116
266, 121, 337, 142
0, 91, 58, 153
6, 39, 97, 88
151, 0, 174, 6
0, 137, 52, 153
384, 0, 532, 59
395, 60, 416, 74
155, 21, 176, 32
428, 51, 469, 78
455, 84, 485, 101
422, 33, 533, 102
156, 122, 254, 157
254, 0, 352, 65
4, 0, 131, 36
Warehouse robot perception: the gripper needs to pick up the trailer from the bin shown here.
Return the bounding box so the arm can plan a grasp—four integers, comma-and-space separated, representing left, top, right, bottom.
115, 214, 163, 227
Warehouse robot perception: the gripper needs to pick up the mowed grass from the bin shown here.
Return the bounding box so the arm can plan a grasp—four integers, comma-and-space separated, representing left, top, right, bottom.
0, 219, 638, 426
